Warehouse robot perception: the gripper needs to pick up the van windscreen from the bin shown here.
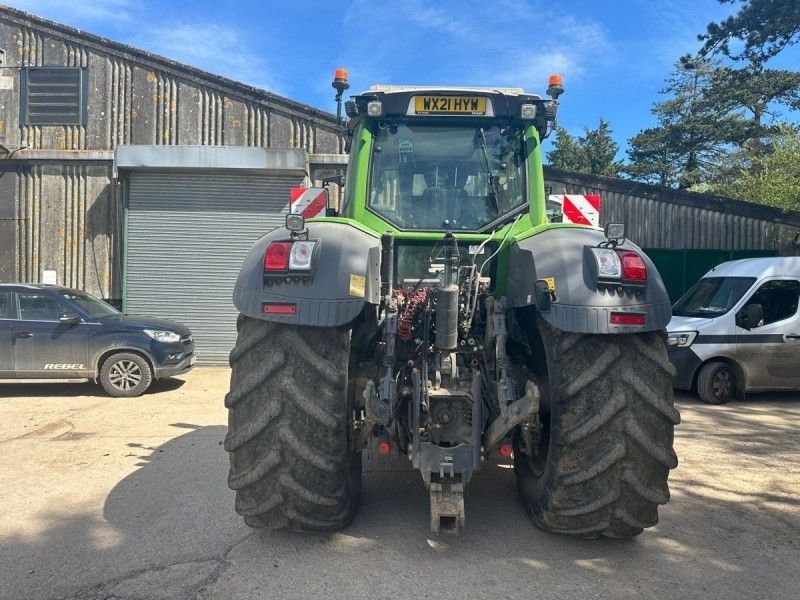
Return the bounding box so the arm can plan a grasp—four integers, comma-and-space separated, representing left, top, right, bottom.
672, 277, 756, 318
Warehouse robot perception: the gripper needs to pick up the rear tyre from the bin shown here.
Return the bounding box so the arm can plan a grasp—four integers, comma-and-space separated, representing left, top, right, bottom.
99, 352, 153, 397
514, 319, 680, 538
697, 361, 736, 404
224, 315, 362, 532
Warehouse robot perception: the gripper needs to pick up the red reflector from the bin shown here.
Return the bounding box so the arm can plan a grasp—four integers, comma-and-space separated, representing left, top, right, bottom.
610, 312, 646, 326
618, 251, 647, 281
264, 242, 291, 271
263, 303, 297, 315
499, 443, 513, 458
377, 441, 391, 455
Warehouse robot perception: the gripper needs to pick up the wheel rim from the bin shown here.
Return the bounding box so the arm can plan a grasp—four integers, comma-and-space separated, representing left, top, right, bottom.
712, 369, 733, 399
108, 360, 143, 391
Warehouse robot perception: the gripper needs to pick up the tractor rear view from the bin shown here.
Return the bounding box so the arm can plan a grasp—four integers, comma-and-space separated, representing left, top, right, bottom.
224, 72, 679, 536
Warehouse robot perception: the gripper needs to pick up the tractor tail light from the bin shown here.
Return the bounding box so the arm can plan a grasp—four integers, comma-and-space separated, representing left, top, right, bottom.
617, 251, 647, 281
263, 303, 297, 315
610, 312, 646, 326
264, 242, 291, 271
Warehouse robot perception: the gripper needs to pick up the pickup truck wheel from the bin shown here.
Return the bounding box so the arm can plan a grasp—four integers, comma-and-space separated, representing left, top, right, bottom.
99, 352, 153, 398
224, 315, 362, 532
514, 318, 680, 538
697, 361, 736, 404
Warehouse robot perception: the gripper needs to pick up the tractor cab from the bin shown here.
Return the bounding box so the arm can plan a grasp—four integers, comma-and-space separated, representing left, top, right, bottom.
335, 82, 563, 234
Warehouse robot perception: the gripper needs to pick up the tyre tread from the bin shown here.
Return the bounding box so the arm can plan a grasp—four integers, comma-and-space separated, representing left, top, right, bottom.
515, 321, 679, 538
225, 316, 361, 532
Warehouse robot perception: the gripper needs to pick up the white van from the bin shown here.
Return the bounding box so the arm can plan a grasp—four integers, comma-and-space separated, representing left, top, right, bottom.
667, 257, 800, 404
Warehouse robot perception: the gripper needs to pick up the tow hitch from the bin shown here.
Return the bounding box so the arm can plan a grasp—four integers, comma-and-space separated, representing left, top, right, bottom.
430, 479, 465, 534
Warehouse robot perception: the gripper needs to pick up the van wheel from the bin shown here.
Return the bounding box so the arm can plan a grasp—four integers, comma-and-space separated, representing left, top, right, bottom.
697, 361, 735, 404
99, 352, 153, 397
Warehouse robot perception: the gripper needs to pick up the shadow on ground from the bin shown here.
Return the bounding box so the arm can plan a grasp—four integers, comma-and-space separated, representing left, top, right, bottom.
1, 398, 798, 600
0, 377, 186, 398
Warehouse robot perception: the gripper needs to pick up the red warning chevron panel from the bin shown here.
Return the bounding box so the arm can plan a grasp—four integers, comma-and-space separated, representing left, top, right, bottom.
290, 187, 327, 218
549, 194, 601, 226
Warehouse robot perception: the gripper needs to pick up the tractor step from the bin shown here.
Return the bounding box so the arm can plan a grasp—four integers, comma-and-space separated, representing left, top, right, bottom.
429, 479, 465, 534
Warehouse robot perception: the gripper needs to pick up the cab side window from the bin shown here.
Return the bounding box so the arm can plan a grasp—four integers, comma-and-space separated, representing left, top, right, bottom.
0, 292, 10, 318
17, 293, 67, 321
744, 280, 800, 326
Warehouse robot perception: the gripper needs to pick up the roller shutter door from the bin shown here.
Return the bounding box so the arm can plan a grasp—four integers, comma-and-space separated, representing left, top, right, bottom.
126, 171, 300, 364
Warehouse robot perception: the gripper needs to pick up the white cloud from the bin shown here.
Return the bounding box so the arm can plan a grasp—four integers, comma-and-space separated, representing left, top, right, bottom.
337, 0, 612, 94
491, 16, 611, 88
6, 1, 282, 93
6, 0, 135, 23
133, 22, 281, 93
614, 0, 732, 79
400, 0, 474, 38
507, 52, 577, 84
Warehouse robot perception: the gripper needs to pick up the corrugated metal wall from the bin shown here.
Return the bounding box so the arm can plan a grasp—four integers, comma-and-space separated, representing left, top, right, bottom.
545, 167, 800, 254
0, 160, 119, 298
125, 171, 301, 364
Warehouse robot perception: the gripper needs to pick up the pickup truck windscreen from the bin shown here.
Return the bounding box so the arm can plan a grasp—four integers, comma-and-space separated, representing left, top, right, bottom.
61, 291, 121, 318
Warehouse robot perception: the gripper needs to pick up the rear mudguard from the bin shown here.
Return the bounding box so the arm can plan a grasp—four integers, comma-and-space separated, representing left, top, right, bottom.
233, 222, 381, 326
507, 227, 671, 333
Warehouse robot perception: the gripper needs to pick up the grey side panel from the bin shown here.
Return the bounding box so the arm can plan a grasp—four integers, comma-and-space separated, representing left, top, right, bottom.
233, 221, 381, 326
508, 227, 671, 334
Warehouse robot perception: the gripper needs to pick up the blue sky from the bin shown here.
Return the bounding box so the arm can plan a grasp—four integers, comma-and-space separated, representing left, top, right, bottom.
8, 0, 800, 157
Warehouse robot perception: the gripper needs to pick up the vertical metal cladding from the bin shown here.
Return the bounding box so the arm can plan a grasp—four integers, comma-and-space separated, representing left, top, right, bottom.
199, 88, 224, 145
109, 58, 132, 146
12, 161, 118, 297
545, 171, 800, 254
154, 73, 178, 145
245, 104, 269, 147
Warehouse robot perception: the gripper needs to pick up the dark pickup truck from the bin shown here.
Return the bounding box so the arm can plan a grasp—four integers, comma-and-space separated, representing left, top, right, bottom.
0, 284, 195, 397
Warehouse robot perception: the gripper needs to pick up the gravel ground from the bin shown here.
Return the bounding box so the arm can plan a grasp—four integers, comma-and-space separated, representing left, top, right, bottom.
0, 368, 798, 600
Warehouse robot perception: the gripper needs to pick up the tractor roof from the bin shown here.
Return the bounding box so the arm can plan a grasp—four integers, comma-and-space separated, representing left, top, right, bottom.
347, 86, 549, 129
367, 85, 540, 99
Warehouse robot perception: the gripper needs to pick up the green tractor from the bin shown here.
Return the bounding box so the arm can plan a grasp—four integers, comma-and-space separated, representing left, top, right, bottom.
224, 71, 680, 537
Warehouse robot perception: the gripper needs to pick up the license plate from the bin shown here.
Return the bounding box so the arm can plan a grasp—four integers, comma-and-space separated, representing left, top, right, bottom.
414, 95, 486, 115
190, 355, 197, 366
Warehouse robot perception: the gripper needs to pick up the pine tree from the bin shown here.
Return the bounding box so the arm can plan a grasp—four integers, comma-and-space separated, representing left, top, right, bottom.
583, 119, 620, 177
624, 128, 682, 187
625, 58, 741, 188
546, 121, 620, 177
705, 65, 800, 154
699, 0, 800, 65
546, 127, 588, 172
